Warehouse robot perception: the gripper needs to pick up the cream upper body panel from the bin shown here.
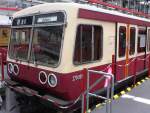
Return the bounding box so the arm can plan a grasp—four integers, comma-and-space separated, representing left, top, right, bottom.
8, 3, 150, 74
13, 3, 150, 22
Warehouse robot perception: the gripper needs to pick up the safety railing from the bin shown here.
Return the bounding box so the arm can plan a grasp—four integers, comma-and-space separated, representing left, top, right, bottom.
0, 52, 4, 81
0, 47, 8, 82
81, 69, 114, 113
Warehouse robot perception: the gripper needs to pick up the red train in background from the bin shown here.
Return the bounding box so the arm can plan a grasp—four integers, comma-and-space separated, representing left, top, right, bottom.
0, 15, 11, 63
0, 7, 20, 64
5, 0, 150, 112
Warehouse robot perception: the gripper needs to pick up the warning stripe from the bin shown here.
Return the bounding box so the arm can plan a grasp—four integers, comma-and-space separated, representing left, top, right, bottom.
96, 103, 101, 108
120, 91, 126, 95
145, 77, 150, 80
113, 94, 119, 99
126, 87, 131, 92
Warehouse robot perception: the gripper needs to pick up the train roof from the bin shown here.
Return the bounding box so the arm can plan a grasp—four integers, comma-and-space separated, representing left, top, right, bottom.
13, 2, 150, 24
0, 15, 11, 25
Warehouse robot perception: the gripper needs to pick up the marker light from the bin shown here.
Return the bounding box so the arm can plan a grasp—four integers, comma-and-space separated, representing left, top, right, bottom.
48, 73, 57, 87
39, 71, 47, 85
13, 64, 19, 75
8, 63, 14, 74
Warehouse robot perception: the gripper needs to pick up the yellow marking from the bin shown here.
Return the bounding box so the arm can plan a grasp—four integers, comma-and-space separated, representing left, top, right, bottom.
121, 91, 126, 95
96, 103, 101, 108
88, 109, 91, 113
127, 87, 131, 92
145, 77, 149, 80
137, 82, 141, 85
141, 79, 145, 82
113, 95, 119, 99
102, 102, 106, 105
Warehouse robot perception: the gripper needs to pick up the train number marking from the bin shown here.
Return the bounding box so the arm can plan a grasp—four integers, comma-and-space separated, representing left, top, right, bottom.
72, 74, 83, 82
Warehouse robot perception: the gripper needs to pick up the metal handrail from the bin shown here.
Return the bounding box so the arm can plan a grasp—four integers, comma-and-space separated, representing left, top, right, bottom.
81, 69, 114, 113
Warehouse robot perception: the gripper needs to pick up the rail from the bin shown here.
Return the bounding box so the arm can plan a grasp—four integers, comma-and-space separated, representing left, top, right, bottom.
81, 69, 114, 113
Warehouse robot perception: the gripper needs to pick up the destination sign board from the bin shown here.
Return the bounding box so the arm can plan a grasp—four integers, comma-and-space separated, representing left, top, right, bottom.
12, 12, 65, 26
35, 12, 65, 24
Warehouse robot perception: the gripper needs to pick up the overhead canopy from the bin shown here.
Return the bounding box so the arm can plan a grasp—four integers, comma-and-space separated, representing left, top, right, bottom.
0, 15, 11, 25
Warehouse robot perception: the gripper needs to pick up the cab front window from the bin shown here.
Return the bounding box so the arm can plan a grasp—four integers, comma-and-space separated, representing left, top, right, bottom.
8, 12, 65, 67
9, 28, 31, 61
31, 26, 63, 66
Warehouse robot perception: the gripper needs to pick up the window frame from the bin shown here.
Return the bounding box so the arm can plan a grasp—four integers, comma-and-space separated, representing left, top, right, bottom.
30, 25, 65, 67
137, 27, 146, 54
73, 24, 103, 65
147, 28, 150, 52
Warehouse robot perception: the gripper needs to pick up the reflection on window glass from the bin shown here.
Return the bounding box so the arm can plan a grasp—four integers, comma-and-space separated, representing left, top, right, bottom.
82, 25, 92, 62
119, 26, 126, 57
2, 28, 9, 38
9, 28, 31, 60
129, 27, 136, 55
137, 28, 146, 53
74, 25, 103, 65
0, 27, 10, 47
31, 26, 63, 66
94, 26, 102, 60
0, 28, 10, 38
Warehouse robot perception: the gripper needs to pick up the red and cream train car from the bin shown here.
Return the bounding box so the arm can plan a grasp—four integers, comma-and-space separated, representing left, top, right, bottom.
6, 2, 150, 109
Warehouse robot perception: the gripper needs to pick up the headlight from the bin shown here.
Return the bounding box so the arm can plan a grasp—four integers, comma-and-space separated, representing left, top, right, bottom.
39, 71, 47, 85
8, 63, 14, 74
13, 64, 19, 75
48, 73, 57, 87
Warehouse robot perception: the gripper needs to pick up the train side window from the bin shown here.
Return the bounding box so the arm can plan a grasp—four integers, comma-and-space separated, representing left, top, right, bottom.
137, 28, 146, 53
74, 25, 103, 65
147, 29, 150, 51
82, 25, 92, 62
129, 27, 136, 55
94, 26, 103, 60
119, 26, 126, 57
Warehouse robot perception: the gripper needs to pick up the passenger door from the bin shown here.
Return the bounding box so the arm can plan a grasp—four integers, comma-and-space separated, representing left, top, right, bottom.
136, 27, 147, 73
116, 23, 127, 81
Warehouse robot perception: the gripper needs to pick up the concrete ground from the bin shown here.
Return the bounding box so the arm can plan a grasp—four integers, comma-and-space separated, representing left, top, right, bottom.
92, 79, 150, 113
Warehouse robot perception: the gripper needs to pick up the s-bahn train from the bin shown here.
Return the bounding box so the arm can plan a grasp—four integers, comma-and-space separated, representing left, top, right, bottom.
6, 1, 150, 111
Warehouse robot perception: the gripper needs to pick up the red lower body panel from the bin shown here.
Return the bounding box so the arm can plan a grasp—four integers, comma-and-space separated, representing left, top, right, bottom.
7, 54, 149, 101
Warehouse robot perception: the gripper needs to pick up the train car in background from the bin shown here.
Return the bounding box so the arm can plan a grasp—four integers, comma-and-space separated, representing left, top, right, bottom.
0, 15, 11, 63
5, 0, 150, 112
